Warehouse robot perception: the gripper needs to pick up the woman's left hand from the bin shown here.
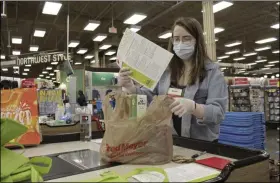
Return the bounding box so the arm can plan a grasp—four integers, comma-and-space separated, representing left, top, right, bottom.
170, 98, 195, 117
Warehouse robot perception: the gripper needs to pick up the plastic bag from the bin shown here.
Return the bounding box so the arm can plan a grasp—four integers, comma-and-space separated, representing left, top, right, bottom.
100, 92, 173, 164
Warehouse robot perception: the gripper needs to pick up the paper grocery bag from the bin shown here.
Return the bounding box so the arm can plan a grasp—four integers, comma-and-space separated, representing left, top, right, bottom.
100, 92, 173, 165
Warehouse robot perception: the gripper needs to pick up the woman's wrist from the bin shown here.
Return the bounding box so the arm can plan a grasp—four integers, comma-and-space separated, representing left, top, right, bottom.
192, 103, 205, 119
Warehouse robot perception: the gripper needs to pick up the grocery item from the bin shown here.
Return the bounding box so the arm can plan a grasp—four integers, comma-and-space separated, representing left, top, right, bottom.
130, 94, 147, 118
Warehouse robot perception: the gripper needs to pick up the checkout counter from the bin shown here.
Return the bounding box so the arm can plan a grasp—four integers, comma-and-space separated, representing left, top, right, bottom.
14, 131, 270, 182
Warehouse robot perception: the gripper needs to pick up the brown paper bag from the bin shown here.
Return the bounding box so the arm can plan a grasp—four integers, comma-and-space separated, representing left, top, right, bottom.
100, 92, 173, 165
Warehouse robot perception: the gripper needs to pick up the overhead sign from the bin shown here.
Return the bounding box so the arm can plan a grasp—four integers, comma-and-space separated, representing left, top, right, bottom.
268, 79, 279, 86
218, 62, 251, 69
234, 77, 249, 85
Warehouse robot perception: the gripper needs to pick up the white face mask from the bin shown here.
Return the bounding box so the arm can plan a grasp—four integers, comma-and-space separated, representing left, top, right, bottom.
173, 42, 195, 61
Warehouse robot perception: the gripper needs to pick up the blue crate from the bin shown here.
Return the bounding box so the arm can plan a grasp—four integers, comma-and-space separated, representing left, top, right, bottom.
219, 133, 255, 143
219, 140, 265, 150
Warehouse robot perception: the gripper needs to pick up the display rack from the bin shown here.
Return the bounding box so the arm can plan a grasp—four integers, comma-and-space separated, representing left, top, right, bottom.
229, 84, 264, 112
264, 86, 280, 125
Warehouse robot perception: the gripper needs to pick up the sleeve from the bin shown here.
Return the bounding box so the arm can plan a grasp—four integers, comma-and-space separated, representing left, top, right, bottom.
198, 68, 228, 125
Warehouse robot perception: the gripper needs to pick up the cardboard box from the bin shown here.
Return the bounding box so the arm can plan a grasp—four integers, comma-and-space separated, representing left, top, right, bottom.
130, 95, 147, 118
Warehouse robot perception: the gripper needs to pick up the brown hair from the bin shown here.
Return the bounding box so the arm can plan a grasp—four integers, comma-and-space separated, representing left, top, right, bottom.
168, 17, 209, 86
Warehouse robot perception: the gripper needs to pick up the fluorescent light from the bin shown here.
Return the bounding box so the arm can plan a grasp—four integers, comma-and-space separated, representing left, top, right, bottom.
34, 29, 46, 37
255, 59, 267, 63
46, 67, 52, 70
22, 73, 28, 76
12, 36, 22, 44
26, 65, 31, 67
268, 60, 279, 64
68, 40, 80, 48
255, 37, 277, 44
12, 50, 21, 55
225, 49, 240, 55
271, 23, 279, 29
39, 74, 44, 77
75, 62, 82, 65
83, 20, 100, 31
129, 25, 141, 32
42, 71, 48, 74
233, 57, 245, 61
91, 60, 96, 63
0, 55, 5, 59
13, 66, 19, 69
105, 50, 116, 56
37, 77, 41, 80
46, 76, 50, 79
49, 73, 55, 76
225, 41, 242, 47
243, 52, 257, 57
42, 2, 62, 15
255, 46, 271, 52
217, 55, 229, 59
51, 62, 58, 65
277, 2, 280, 5
264, 75, 268, 78
261, 68, 269, 70
265, 64, 274, 67
271, 75, 275, 79
214, 27, 224, 34
215, 38, 219, 42
217, 60, 221, 62
77, 48, 88, 54
158, 31, 172, 39
52, 78, 56, 80
54, 69, 59, 72
24, 68, 30, 72
253, 73, 257, 76
220, 67, 226, 70
276, 74, 279, 77
124, 13, 147, 25
29, 45, 39, 52
243, 73, 249, 75
99, 44, 112, 50
93, 34, 107, 42
109, 56, 117, 61
84, 54, 94, 59
213, 1, 233, 13
272, 50, 279, 54
2, 68, 8, 71
248, 63, 257, 66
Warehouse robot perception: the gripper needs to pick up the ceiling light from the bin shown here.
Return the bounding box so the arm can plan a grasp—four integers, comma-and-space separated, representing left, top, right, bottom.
248, 63, 257, 66
264, 75, 268, 78
77, 48, 88, 54
42, 2, 62, 15
213, 1, 233, 13
225, 41, 242, 47
26, 65, 31, 67
49, 73, 54, 76
22, 73, 28, 76
105, 50, 116, 56
24, 68, 30, 72
217, 60, 221, 62
271, 23, 279, 29
46, 67, 52, 70
255, 46, 271, 52
215, 38, 219, 42
39, 74, 44, 77
272, 50, 279, 54
255, 37, 277, 44
217, 55, 229, 59
34, 29, 46, 37
225, 49, 240, 55
37, 77, 41, 80
99, 44, 112, 50
84, 54, 94, 59
75, 62, 82, 65
12, 50, 21, 55
158, 31, 172, 39
265, 64, 274, 67
276, 74, 279, 77
261, 68, 269, 70
52, 78, 56, 80
46, 76, 50, 79
2, 68, 8, 71
91, 60, 96, 63
12, 36, 22, 44
13, 66, 19, 69
253, 73, 257, 76
243, 52, 257, 57
129, 25, 141, 32
29, 45, 39, 52
124, 13, 147, 25
68, 40, 80, 48
255, 59, 267, 63
271, 75, 275, 79
51, 62, 58, 65
54, 69, 59, 72
233, 57, 245, 61
277, 2, 280, 5
83, 20, 100, 31
214, 27, 224, 34
243, 73, 249, 75
109, 56, 117, 61
93, 34, 107, 42
0, 55, 5, 59
42, 71, 48, 74
268, 60, 279, 64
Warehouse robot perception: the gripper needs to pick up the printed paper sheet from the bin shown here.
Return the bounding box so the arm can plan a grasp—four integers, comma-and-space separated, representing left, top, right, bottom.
117, 28, 173, 91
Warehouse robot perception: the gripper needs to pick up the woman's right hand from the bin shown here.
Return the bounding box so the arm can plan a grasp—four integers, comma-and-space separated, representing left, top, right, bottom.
118, 67, 136, 93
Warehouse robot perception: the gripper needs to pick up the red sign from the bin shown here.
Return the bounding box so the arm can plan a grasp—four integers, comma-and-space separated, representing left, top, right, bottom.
234, 77, 249, 85
269, 79, 279, 86
21, 79, 36, 88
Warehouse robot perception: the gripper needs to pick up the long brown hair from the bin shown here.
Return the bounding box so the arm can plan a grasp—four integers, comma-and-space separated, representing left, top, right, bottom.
168, 17, 209, 86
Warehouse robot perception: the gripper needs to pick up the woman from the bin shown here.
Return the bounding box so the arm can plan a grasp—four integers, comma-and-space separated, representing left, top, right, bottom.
118, 17, 228, 142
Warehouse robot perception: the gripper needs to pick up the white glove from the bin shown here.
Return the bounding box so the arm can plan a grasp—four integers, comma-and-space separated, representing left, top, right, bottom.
170, 97, 195, 117
118, 67, 136, 93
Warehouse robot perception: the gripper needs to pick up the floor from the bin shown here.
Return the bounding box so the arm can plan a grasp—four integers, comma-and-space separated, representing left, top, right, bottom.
266, 128, 279, 161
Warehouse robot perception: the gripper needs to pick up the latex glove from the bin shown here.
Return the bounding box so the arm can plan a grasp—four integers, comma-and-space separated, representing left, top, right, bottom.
118, 67, 136, 93
170, 97, 195, 117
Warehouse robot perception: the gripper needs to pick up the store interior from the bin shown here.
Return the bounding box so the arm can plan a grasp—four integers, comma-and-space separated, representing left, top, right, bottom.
1, 1, 279, 182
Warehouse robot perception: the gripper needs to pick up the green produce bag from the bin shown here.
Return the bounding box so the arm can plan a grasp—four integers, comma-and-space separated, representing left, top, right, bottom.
0, 118, 52, 182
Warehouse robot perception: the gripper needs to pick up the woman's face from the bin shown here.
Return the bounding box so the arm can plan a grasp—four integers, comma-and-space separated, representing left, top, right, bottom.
173, 25, 195, 45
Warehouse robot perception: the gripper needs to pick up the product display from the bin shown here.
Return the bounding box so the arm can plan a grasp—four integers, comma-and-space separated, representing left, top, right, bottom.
265, 86, 280, 124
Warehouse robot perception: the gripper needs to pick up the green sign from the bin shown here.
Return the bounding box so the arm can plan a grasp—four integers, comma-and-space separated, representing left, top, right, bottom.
92, 72, 115, 86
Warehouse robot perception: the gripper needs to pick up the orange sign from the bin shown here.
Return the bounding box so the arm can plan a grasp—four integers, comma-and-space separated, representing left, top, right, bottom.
1, 88, 41, 145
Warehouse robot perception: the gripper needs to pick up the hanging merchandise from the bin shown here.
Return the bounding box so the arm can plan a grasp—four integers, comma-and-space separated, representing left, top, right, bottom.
37, 89, 63, 115
264, 80, 280, 124
0, 88, 41, 145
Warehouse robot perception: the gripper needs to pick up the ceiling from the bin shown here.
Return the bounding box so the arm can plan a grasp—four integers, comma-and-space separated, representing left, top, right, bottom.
0, 1, 279, 79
